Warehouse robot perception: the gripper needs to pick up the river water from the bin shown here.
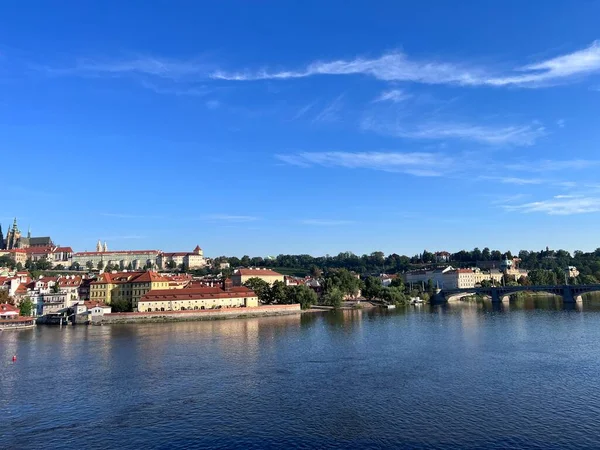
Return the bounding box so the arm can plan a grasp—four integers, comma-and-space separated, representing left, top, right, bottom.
3, 297, 600, 449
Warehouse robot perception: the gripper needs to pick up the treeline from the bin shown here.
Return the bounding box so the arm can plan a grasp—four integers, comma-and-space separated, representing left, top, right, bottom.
216, 247, 600, 281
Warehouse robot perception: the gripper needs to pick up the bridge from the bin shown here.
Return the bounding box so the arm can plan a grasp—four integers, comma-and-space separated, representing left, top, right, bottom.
433, 284, 600, 304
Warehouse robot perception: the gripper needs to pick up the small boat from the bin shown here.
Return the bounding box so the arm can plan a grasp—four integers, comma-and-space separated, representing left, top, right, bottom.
383, 304, 396, 309
410, 297, 423, 305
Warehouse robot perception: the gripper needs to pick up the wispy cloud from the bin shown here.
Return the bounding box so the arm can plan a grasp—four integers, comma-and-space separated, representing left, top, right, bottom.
556, 119, 566, 128
312, 94, 344, 123
202, 214, 259, 222
504, 159, 600, 171
373, 89, 410, 103
301, 219, 355, 226
479, 176, 546, 185
505, 196, 600, 215
52, 56, 211, 81
205, 100, 220, 109
210, 41, 600, 88
100, 213, 164, 219
276, 151, 455, 176
292, 101, 318, 120
362, 118, 545, 146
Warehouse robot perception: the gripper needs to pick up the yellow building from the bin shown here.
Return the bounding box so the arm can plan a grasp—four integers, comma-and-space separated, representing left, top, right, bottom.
90, 271, 171, 310
138, 285, 259, 312
231, 268, 284, 286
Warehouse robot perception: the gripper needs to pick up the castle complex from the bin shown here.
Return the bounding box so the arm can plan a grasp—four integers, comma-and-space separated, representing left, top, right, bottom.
0, 218, 54, 250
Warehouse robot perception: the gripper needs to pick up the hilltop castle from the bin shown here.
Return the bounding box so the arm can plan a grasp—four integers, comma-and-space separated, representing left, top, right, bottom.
0, 218, 54, 250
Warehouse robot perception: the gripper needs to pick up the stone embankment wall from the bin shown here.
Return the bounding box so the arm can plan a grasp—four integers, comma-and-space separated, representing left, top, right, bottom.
101, 304, 301, 324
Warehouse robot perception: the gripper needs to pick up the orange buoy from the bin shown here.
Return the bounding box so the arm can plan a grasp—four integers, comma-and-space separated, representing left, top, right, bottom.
12, 355, 17, 362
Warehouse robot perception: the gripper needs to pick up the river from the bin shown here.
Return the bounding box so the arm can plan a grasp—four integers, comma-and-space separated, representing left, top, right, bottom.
2, 297, 600, 449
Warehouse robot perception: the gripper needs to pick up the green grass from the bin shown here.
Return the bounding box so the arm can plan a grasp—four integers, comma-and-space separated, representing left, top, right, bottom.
270, 267, 310, 277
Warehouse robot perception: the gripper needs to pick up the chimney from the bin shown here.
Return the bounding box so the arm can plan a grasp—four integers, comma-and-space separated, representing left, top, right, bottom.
222, 278, 233, 291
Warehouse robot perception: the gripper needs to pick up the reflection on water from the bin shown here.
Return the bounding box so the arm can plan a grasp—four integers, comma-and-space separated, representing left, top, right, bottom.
4, 302, 600, 449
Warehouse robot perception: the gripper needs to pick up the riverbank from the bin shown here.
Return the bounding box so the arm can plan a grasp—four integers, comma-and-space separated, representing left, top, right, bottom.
100, 304, 302, 324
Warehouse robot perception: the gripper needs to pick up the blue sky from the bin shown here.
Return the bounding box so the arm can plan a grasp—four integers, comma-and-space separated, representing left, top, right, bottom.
2, 1, 600, 257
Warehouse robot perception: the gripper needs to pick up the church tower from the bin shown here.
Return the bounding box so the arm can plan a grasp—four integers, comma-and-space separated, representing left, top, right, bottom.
103, 242, 108, 252
96, 240, 103, 252
6, 218, 22, 249
0, 224, 5, 250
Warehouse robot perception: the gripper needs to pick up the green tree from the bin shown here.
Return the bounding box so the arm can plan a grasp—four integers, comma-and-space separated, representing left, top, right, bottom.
480, 279, 492, 288
363, 276, 383, 300
380, 286, 407, 305
0, 255, 16, 269
86, 261, 94, 270
285, 285, 318, 309
322, 287, 343, 309
16, 262, 23, 271
323, 269, 362, 298
51, 282, 60, 294
110, 298, 132, 312
19, 297, 33, 316
166, 260, 176, 269
243, 277, 271, 303
268, 280, 287, 304
70, 262, 81, 271
97, 260, 104, 270
36, 259, 52, 270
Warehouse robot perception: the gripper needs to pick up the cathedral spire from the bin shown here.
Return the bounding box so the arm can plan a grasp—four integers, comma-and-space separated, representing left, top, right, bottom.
27, 226, 31, 239
12, 217, 18, 232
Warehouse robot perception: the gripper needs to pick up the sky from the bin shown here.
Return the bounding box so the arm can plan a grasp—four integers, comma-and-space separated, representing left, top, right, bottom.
1, 1, 600, 257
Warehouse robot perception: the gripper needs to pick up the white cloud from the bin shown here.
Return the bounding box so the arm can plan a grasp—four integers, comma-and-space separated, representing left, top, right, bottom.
292, 101, 317, 120
211, 41, 600, 88
373, 89, 410, 103
301, 219, 355, 226
205, 100, 220, 109
504, 159, 600, 171
556, 119, 566, 128
505, 196, 600, 215
479, 176, 545, 185
276, 151, 454, 176
63, 56, 210, 80
312, 94, 344, 123
362, 118, 545, 146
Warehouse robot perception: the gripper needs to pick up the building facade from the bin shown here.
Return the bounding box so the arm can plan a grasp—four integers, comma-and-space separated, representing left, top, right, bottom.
0, 218, 54, 250
89, 271, 171, 310
138, 282, 258, 312
231, 268, 285, 286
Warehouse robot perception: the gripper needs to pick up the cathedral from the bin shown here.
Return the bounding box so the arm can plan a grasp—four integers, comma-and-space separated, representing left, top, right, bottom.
0, 218, 54, 250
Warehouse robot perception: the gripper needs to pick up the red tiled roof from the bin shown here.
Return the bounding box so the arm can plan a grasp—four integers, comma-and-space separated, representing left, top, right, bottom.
0, 303, 19, 313
140, 286, 256, 303
25, 247, 54, 255
54, 247, 73, 253
74, 250, 159, 256
235, 268, 283, 277
83, 300, 109, 309
162, 252, 189, 257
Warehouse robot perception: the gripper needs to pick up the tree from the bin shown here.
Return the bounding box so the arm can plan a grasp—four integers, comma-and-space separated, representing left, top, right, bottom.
0, 255, 16, 269
322, 287, 343, 309
166, 260, 176, 270
110, 298, 132, 312
16, 262, 23, 271
480, 279, 492, 288
36, 258, 52, 270
55, 264, 65, 270
363, 276, 383, 300
380, 286, 407, 305
268, 280, 287, 304
19, 297, 33, 316
309, 265, 323, 279
97, 260, 104, 270
323, 269, 362, 298
285, 285, 318, 309
51, 282, 60, 294
86, 261, 94, 270
243, 277, 271, 303
70, 262, 81, 271
0, 290, 13, 305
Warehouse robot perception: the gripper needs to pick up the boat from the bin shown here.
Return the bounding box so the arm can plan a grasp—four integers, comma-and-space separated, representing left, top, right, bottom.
410, 297, 424, 305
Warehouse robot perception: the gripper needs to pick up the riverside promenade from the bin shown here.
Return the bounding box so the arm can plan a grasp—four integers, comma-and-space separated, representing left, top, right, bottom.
100, 304, 302, 324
